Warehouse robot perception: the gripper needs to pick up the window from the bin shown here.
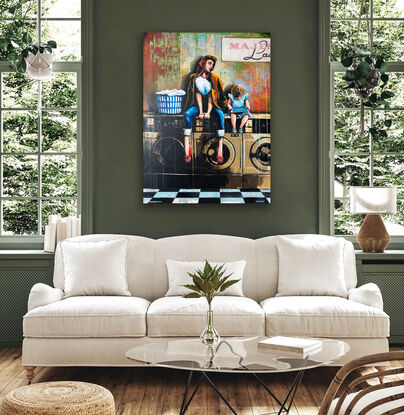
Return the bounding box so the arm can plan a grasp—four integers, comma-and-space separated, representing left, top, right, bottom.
0, 0, 81, 240
321, 0, 404, 242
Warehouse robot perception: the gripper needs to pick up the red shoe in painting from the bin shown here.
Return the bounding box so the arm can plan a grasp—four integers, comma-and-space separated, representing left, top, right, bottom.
185, 146, 192, 163
216, 151, 223, 164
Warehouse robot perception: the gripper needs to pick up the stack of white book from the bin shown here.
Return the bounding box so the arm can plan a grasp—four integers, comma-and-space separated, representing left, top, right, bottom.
44, 215, 81, 253
258, 336, 323, 356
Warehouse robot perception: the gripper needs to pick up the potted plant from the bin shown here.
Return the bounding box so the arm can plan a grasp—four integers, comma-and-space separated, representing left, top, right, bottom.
182, 261, 239, 350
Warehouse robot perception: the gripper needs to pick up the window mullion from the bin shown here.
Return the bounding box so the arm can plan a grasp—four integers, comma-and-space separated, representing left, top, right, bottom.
76, 69, 82, 223
370, 0, 374, 188
36, 0, 42, 236
37, 0, 41, 44
331, 17, 404, 22
370, 0, 374, 54
37, 80, 42, 236
2, 196, 77, 201
330, 69, 336, 234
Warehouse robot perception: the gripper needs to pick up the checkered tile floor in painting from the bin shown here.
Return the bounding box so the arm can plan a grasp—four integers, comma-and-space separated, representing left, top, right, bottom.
143, 189, 271, 204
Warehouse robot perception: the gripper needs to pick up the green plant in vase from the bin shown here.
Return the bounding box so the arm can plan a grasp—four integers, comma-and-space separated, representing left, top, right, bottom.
183, 261, 239, 350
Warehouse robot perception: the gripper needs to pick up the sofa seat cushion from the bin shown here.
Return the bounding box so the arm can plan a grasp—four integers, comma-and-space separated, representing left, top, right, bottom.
147, 296, 265, 337
261, 296, 389, 338
23, 296, 150, 338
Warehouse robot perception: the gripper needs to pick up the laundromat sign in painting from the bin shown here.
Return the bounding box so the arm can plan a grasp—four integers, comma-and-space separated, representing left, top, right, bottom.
143, 32, 271, 204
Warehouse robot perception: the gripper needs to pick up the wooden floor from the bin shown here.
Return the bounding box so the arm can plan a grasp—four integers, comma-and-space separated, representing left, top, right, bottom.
0, 347, 403, 414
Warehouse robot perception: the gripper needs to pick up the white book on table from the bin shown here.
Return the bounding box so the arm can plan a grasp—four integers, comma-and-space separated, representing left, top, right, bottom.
258, 336, 323, 355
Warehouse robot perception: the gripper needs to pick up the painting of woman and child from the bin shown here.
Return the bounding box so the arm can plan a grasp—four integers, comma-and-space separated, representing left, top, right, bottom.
143, 32, 271, 204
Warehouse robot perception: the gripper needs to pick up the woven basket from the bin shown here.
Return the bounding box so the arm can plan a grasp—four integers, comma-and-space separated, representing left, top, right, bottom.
1, 381, 115, 415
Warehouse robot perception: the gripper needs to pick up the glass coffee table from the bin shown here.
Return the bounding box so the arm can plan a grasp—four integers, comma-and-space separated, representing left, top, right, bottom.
126, 336, 349, 415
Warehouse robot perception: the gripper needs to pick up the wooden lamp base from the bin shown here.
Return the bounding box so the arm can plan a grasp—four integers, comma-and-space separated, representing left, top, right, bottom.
357, 214, 390, 253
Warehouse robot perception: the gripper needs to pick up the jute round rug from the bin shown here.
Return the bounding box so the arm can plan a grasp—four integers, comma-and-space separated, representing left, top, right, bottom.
1, 381, 115, 415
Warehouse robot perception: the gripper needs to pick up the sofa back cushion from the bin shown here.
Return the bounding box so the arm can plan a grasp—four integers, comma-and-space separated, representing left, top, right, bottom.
53, 233, 357, 302
155, 235, 258, 300
255, 235, 357, 301
165, 259, 246, 297
54, 234, 157, 300
275, 235, 347, 297
61, 238, 131, 298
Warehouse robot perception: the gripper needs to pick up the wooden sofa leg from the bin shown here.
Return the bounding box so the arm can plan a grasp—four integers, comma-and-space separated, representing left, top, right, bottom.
24, 366, 36, 384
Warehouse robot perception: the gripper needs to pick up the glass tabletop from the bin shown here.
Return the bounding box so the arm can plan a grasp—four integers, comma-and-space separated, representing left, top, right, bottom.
126, 337, 349, 373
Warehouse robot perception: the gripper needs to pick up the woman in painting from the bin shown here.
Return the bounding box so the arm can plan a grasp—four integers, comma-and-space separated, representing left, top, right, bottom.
182, 55, 227, 164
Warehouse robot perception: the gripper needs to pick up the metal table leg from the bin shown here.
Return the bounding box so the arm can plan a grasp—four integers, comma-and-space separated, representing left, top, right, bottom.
179, 371, 204, 415
178, 369, 306, 415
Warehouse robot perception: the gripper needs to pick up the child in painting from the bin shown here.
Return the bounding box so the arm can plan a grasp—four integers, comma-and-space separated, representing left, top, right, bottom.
227, 84, 252, 134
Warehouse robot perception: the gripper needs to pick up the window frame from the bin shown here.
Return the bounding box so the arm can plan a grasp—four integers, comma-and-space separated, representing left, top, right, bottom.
0, 0, 91, 248
319, 0, 404, 249
0, 63, 82, 244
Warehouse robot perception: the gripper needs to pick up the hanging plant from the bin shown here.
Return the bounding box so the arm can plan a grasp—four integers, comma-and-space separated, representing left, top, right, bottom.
0, 1, 57, 80
9, 41, 57, 73
339, 0, 394, 141
22, 41, 57, 81
341, 49, 394, 139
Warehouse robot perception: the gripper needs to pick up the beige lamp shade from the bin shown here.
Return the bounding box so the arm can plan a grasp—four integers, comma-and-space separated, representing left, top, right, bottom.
350, 186, 397, 214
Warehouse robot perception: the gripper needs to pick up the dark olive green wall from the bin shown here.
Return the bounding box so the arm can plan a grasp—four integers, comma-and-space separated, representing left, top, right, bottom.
92, 0, 319, 238
0, 254, 54, 346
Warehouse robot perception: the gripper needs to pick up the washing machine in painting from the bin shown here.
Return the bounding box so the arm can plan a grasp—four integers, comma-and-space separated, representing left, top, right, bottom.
143, 132, 189, 174
194, 133, 242, 174
243, 133, 271, 174
242, 174, 271, 190
144, 114, 161, 133
143, 113, 185, 133
252, 114, 271, 134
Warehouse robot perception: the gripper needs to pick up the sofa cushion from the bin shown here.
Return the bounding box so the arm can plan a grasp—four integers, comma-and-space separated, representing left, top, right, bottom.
261, 296, 389, 338
165, 259, 246, 296
60, 238, 130, 298
147, 296, 265, 336
276, 236, 347, 298
24, 296, 150, 338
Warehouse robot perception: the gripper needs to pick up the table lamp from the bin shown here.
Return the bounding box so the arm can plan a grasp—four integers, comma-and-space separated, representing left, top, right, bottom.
350, 186, 397, 253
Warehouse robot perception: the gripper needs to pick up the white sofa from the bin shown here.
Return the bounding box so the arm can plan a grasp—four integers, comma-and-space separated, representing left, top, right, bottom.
22, 234, 389, 377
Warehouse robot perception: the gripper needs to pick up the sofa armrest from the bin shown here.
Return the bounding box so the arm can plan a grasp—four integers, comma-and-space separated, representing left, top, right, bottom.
348, 283, 383, 310
28, 283, 64, 311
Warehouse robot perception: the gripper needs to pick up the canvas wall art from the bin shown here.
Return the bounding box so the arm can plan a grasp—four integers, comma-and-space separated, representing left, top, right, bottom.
143, 32, 271, 204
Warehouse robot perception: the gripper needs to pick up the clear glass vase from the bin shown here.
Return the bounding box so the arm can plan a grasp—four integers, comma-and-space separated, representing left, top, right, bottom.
200, 309, 220, 348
